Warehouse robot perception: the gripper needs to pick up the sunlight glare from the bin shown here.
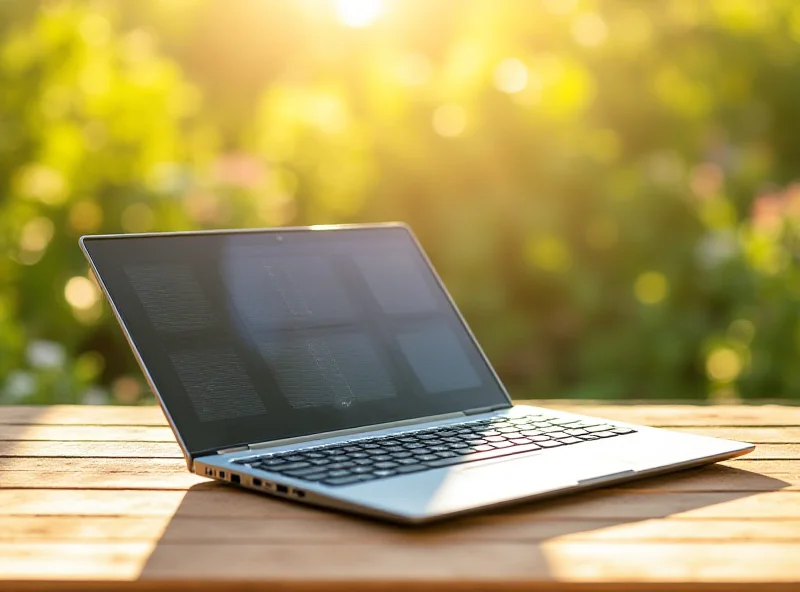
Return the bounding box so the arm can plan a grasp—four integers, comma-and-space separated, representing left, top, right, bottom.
494, 58, 528, 94
335, 0, 382, 28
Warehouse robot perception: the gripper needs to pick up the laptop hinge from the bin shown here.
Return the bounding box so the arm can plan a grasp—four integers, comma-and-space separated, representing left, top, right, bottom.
464, 404, 510, 416
217, 445, 249, 455
237, 411, 467, 453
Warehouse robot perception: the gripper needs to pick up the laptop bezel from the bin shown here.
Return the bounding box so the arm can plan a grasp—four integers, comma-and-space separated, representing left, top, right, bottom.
80, 222, 514, 466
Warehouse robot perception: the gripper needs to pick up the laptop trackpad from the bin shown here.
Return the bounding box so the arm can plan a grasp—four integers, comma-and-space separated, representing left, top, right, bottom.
452, 454, 635, 498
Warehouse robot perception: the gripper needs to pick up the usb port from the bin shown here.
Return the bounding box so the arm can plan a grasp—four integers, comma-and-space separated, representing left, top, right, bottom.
276, 484, 288, 494
252, 478, 262, 487
230, 473, 241, 484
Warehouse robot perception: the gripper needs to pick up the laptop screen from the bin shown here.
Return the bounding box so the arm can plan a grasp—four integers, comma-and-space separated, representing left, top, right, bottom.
82, 225, 510, 456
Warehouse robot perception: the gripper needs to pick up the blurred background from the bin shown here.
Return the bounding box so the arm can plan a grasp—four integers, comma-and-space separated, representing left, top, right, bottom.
1, 0, 800, 406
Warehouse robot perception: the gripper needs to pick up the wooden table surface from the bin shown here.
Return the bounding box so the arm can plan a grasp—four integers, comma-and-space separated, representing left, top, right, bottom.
1, 401, 799, 592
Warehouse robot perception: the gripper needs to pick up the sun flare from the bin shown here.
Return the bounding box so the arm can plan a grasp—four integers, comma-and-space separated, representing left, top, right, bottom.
334, 0, 382, 28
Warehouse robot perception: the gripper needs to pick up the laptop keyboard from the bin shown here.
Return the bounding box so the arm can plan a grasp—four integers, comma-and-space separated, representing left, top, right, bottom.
232, 413, 636, 487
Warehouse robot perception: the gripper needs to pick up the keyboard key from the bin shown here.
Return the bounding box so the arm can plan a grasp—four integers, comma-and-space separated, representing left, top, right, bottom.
374, 461, 399, 470
593, 431, 618, 438
426, 442, 542, 468
509, 438, 532, 445
299, 472, 328, 481
284, 466, 326, 477
391, 451, 413, 458
396, 457, 419, 465
548, 432, 571, 439
326, 462, 355, 470
612, 427, 637, 434
585, 425, 615, 433
537, 440, 563, 448
373, 469, 397, 477
565, 429, 589, 436
474, 444, 495, 452
262, 462, 310, 472
492, 441, 513, 448
417, 454, 439, 462
408, 448, 432, 455
258, 457, 285, 467
549, 418, 580, 426
370, 455, 393, 462
485, 436, 507, 443
435, 451, 457, 458
324, 475, 363, 486
558, 437, 583, 445
327, 469, 352, 478
352, 466, 374, 474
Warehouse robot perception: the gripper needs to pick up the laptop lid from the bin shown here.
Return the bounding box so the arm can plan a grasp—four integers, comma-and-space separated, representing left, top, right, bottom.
81, 223, 511, 459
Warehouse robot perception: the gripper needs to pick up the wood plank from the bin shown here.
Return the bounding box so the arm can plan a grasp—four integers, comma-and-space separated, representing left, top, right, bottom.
2, 488, 800, 520
3, 541, 800, 584
3, 402, 800, 427
0, 462, 797, 492
0, 457, 187, 473
0, 406, 167, 426
1, 424, 798, 445
0, 441, 183, 458
4, 514, 800, 543
0, 425, 175, 442
0, 471, 208, 490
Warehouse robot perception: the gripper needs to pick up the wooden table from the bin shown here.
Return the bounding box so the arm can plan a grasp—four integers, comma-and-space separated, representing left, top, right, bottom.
1, 401, 799, 591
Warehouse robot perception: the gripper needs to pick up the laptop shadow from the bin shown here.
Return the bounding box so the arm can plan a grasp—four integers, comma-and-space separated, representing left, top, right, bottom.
138, 463, 788, 584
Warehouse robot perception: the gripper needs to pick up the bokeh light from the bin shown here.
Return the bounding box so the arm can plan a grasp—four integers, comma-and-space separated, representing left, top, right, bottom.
64, 276, 100, 311
432, 103, 466, 137
706, 348, 743, 383
494, 58, 528, 94
335, 0, 382, 28
634, 272, 669, 305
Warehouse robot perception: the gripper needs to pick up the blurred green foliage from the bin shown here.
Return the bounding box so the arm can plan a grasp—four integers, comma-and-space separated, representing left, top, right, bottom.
2, 0, 800, 405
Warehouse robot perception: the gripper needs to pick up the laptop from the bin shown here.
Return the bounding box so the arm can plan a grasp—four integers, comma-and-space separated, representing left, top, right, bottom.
81, 223, 754, 524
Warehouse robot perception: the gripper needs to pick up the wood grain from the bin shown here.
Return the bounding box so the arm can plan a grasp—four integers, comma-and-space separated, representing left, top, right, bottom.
4, 514, 800, 543
1, 402, 799, 591
0, 461, 797, 492
2, 488, 800, 520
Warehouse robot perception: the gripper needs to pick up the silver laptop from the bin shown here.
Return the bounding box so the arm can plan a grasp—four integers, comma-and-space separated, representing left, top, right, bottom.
81, 223, 753, 524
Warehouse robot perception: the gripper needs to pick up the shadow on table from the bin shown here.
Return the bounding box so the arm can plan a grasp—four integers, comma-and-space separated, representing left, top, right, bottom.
138, 463, 789, 584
